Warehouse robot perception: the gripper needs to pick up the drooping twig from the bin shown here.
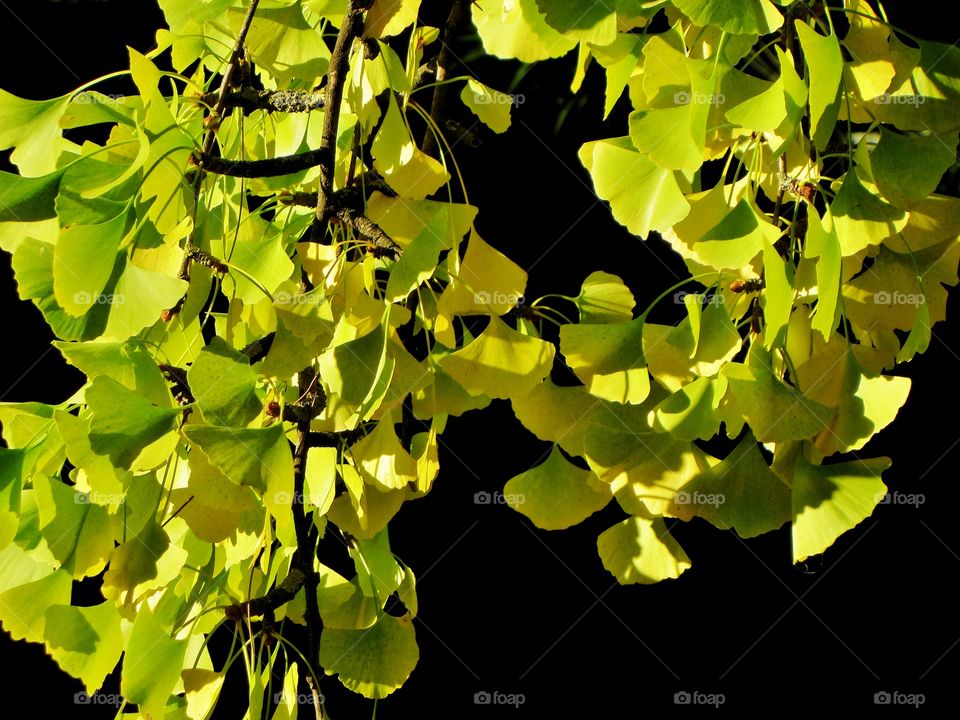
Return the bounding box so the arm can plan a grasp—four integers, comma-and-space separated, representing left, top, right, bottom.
227, 567, 307, 620
165, 0, 262, 318
422, 0, 471, 158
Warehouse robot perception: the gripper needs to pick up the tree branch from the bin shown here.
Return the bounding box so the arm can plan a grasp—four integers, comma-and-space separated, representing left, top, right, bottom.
316, 0, 371, 223
334, 207, 403, 259
422, 0, 471, 158
191, 148, 331, 179
209, 87, 327, 115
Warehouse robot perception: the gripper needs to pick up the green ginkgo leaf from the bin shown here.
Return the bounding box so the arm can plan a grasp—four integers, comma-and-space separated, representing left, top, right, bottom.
320, 613, 419, 700
0, 89, 71, 175
795, 21, 843, 150
695, 199, 779, 270
0, 168, 64, 224
671, 432, 790, 538
184, 425, 293, 503
831, 169, 909, 256
580, 137, 690, 239
0, 569, 72, 643
460, 78, 512, 134
535, 0, 617, 44
574, 271, 636, 324
472, 0, 577, 63
439, 315, 555, 400
789, 454, 890, 562
597, 515, 691, 584
722, 346, 833, 443
670, 0, 783, 35
559, 318, 650, 404
43, 602, 124, 695
803, 208, 842, 342
870, 129, 959, 208
188, 337, 262, 427
87, 376, 180, 468
121, 609, 188, 719
227, 2, 330, 83
53, 209, 130, 317
652, 375, 727, 441
33, 475, 116, 579
504, 445, 610, 530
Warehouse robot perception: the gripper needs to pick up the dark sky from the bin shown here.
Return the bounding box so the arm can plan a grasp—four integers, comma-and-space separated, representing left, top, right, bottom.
0, 0, 958, 716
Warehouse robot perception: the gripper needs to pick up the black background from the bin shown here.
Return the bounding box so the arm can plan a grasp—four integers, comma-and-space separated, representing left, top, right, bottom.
1, 0, 958, 715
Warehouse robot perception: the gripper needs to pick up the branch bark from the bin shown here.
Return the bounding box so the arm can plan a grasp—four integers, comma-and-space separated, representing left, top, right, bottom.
191, 148, 331, 179
210, 87, 327, 114
422, 0, 471, 158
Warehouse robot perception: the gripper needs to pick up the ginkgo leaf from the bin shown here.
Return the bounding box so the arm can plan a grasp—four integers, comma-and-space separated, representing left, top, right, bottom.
0, 89, 70, 175
671, 432, 790, 538
121, 609, 188, 719
227, 2, 330, 83
870, 129, 959, 208
54, 209, 131, 317
318, 322, 396, 427
12, 238, 112, 341
0, 569, 72, 643
796, 339, 911, 459
789, 454, 890, 562
651, 375, 727, 441
559, 319, 650, 404
695, 199, 779, 270
101, 520, 187, 605
187, 337, 262, 427
87, 376, 180, 468
761, 241, 793, 348
597, 515, 691, 584
440, 231, 527, 316
511, 380, 598, 457
184, 425, 293, 510
795, 21, 843, 150
182, 669, 225, 720
0, 168, 64, 224
472, 0, 577, 63
413, 363, 492, 419
831, 169, 909, 256
365, 0, 420, 37
574, 271, 635, 323
535, 0, 617, 44
43, 602, 124, 695
349, 416, 417, 492
33, 475, 115, 579
319, 613, 418, 700
722, 346, 833, 443
671, 0, 783, 35
804, 208, 842, 341
504, 446, 610, 530
580, 137, 690, 239
460, 78, 513, 133
439, 315, 555, 400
